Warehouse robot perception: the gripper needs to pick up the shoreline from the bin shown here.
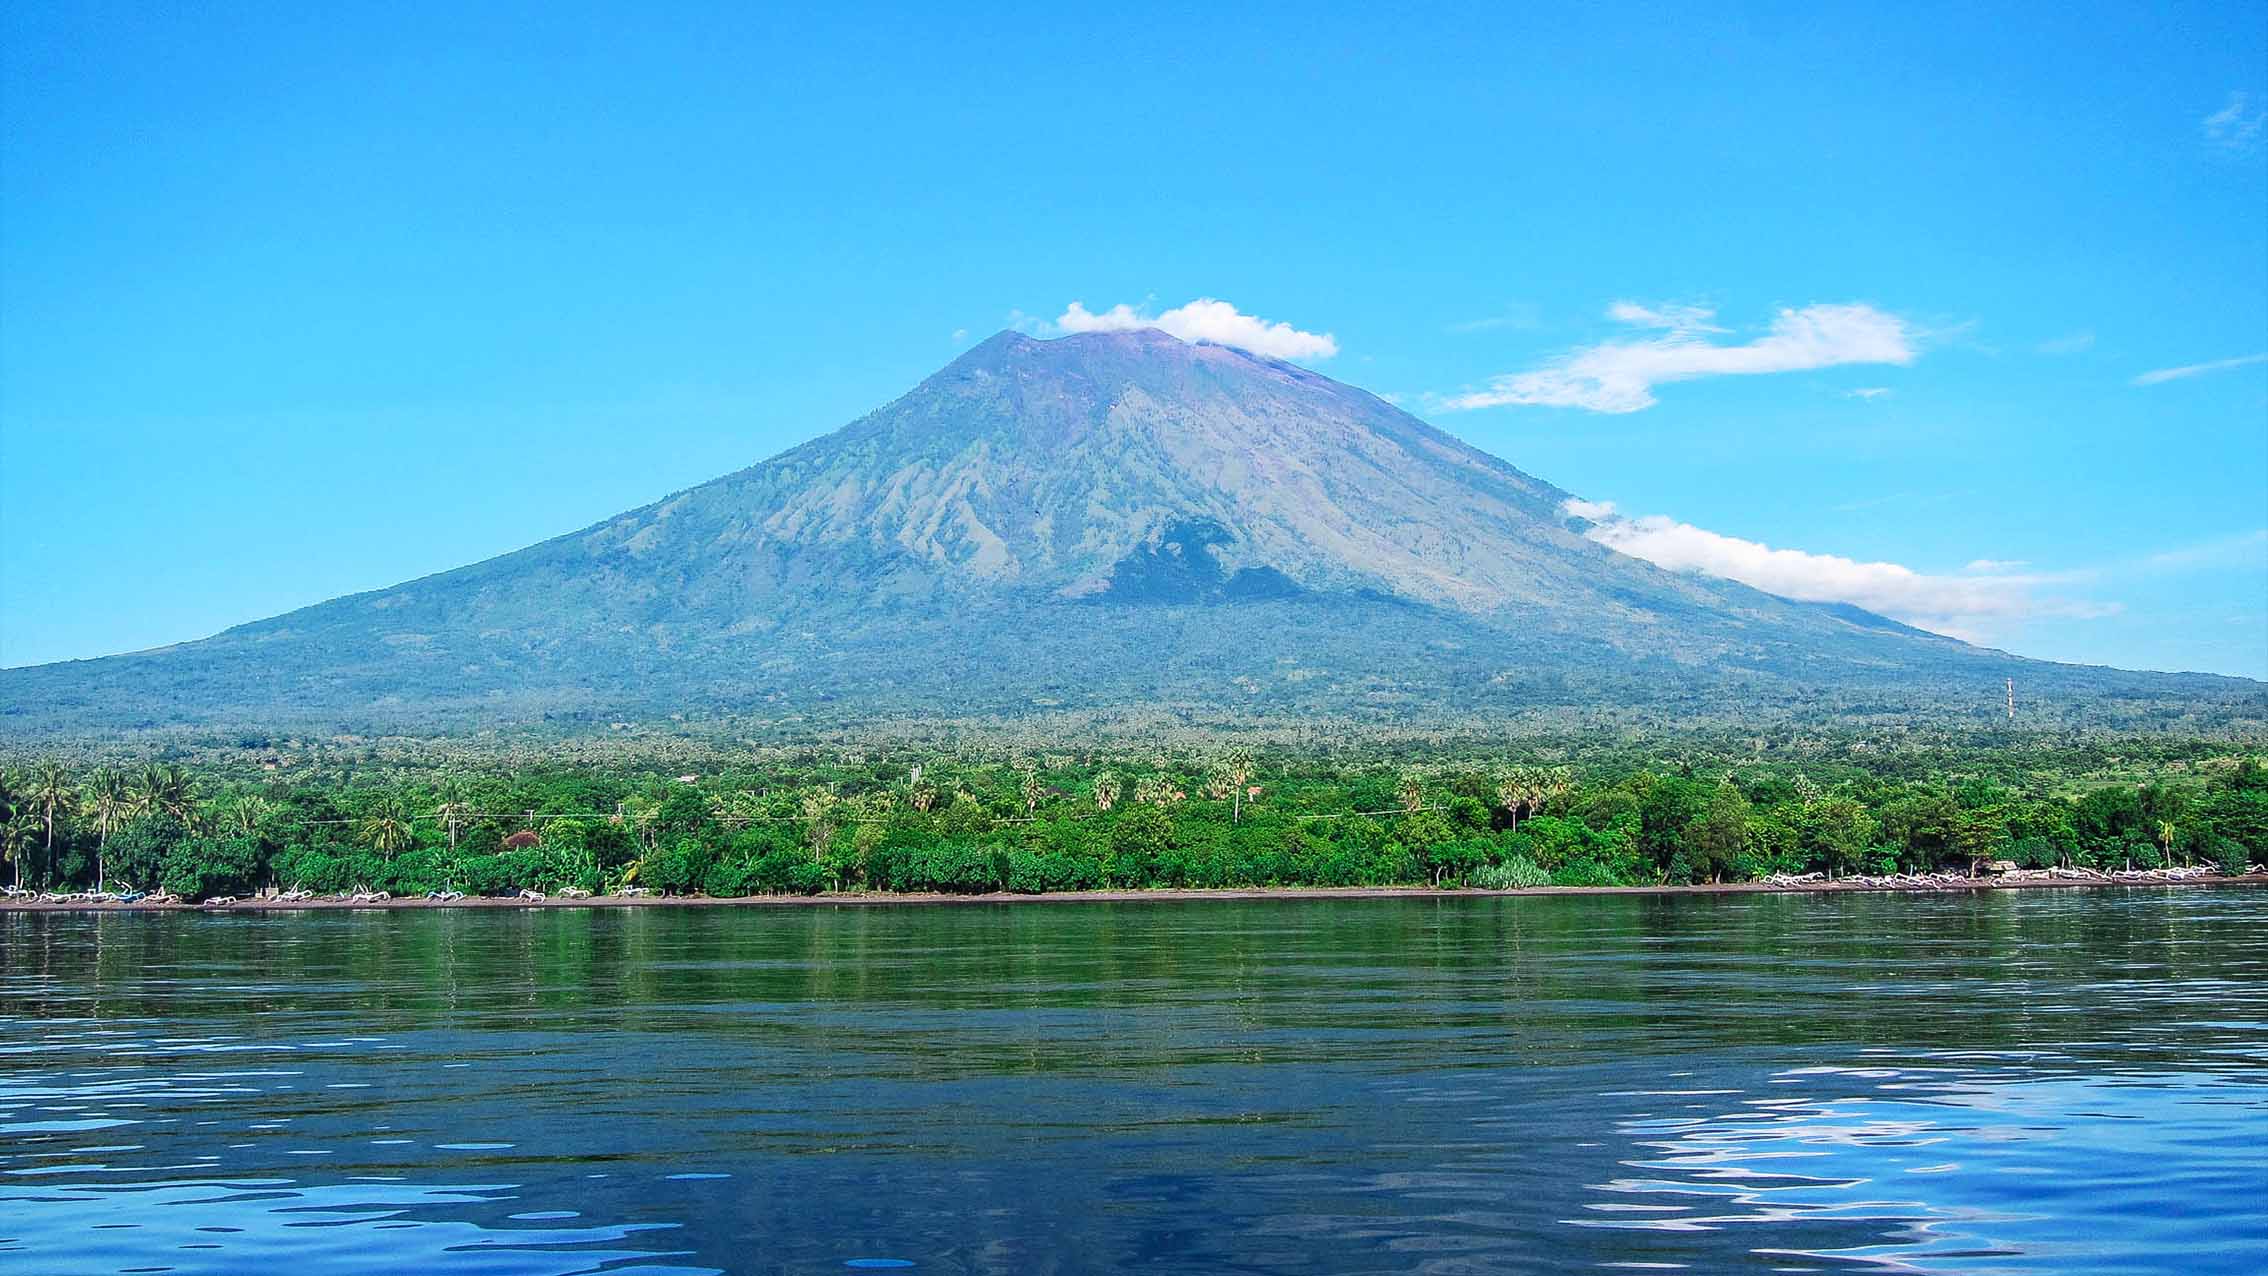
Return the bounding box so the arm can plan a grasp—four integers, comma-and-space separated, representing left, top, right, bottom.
4, 872, 2262, 913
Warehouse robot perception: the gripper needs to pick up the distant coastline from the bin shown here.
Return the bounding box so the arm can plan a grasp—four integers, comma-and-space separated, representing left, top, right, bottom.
7, 871, 2261, 914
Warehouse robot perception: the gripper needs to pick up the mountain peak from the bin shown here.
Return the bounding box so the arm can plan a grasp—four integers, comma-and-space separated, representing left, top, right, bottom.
8, 329, 2242, 739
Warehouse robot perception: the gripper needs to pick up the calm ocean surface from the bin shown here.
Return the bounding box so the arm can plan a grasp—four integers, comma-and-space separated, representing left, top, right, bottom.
2, 889, 2263, 1275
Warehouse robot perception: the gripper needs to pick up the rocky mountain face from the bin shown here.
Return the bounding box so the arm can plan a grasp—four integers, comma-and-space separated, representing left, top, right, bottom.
3, 329, 2256, 737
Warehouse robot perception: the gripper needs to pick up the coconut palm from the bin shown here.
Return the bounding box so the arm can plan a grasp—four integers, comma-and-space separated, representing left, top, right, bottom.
798, 788, 838, 861
24, 762, 78, 888
435, 798, 471, 852
359, 797, 415, 858
221, 793, 274, 840
132, 763, 196, 826
431, 778, 476, 854
84, 769, 130, 893
0, 770, 18, 889
2, 821, 36, 895
1093, 771, 1121, 812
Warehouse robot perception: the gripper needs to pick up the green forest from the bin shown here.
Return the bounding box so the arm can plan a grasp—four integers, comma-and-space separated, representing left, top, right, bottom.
3, 736, 2263, 902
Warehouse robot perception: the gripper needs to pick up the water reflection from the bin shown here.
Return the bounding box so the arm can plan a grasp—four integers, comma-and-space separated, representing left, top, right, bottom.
1, 889, 2263, 1274
1586, 1055, 2268, 1274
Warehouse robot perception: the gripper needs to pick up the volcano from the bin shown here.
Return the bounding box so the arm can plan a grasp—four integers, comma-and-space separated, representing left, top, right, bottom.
3, 328, 2254, 737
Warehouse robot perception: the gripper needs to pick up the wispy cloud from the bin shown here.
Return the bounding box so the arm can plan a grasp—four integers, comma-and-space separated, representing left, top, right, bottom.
2131, 352, 2268, 386
2204, 91, 2265, 152
2143, 528, 2268, 571
1847, 386, 1892, 400
1437, 301, 1917, 413
1562, 499, 2105, 642
1447, 303, 1541, 334
1053, 298, 1338, 360
2037, 330, 2095, 355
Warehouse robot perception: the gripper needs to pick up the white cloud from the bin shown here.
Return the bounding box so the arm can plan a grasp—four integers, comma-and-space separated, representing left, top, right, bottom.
2204, 91, 2265, 151
1564, 499, 2106, 642
1965, 559, 2029, 573
2037, 330, 2095, 355
1447, 303, 1541, 334
1847, 386, 1892, 400
2132, 351, 2268, 386
1054, 298, 1338, 360
1438, 301, 1917, 413
1604, 301, 1724, 332
2143, 528, 2268, 570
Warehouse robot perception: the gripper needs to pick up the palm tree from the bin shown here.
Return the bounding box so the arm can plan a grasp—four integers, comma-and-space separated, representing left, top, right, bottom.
1093, 771, 1121, 812
0, 770, 17, 889
435, 796, 471, 852
132, 763, 196, 826
3, 821, 36, 895
1134, 774, 1182, 807
1495, 764, 1572, 834
359, 796, 415, 858
220, 793, 274, 840
706, 789, 764, 829
2157, 819, 2179, 868
1398, 766, 1427, 814
84, 769, 130, 893
798, 788, 838, 862
1209, 747, 1256, 823
25, 762, 77, 890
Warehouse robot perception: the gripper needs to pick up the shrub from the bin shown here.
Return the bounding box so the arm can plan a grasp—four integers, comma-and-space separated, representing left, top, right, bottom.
381, 847, 451, 895
159, 836, 263, 901
1006, 846, 1104, 893
1108, 807, 1174, 885
641, 838, 717, 895
1549, 858, 1626, 887
106, 817, 188, 893
906, 840, 1001, 892
2209, 837, 2251, 877
273, 841, 356, 894
704, 850, 824, 896
1470, 856, 1550, 890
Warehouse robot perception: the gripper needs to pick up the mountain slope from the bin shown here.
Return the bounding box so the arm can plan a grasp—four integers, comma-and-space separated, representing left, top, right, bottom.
3, 329, 2257, 737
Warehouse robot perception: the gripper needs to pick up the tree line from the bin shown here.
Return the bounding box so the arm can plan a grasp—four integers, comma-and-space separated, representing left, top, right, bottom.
1, 745, 2262, 901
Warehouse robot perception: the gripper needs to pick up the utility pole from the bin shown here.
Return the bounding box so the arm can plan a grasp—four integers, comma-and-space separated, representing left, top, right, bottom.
2006, 678, 2015, 721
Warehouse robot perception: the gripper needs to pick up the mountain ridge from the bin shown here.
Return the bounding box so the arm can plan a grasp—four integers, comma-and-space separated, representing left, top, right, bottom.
4, 328, 2259, 739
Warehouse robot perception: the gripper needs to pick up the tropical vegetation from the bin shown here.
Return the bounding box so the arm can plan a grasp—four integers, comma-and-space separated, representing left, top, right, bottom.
1, 734, 2261, 902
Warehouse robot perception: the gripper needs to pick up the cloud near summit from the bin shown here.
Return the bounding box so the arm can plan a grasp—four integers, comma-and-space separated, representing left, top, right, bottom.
1563, 499, 2103, 643
1440, 301, 1917, 413
1053, 298, 1339, 360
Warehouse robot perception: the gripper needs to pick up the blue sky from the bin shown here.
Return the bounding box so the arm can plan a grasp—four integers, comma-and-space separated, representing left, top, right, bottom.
4, 1, 2264, 676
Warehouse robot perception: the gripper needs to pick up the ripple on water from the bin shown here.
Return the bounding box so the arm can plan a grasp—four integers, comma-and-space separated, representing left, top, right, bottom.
1, 890, 2264, 1275
1582, 1057, 2268, 1274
